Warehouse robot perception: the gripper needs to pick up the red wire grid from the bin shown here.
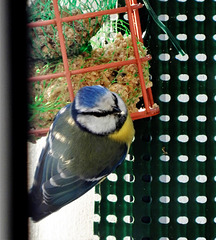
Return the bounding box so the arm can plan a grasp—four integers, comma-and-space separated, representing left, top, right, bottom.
28, 0, 160, 136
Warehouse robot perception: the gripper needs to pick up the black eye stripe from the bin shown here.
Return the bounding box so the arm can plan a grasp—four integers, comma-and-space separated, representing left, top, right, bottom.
79, 110, 115, 117
112, 93, 119, 107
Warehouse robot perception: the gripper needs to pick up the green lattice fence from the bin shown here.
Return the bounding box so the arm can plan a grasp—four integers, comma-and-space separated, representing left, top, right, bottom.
94, 0, 216, 239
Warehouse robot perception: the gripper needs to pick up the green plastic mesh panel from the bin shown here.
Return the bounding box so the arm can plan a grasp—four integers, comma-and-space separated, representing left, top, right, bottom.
94, 0, 216, 239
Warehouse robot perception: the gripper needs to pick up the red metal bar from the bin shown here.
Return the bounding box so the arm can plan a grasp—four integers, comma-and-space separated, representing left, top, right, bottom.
130, 0, 143, 43
28, 56, 152, 82
28, 72, 66, 82
131, 0, 156, 110
126, 0, 150, 113
52, 0, 74, 101
147, 87, 155, 106
27, 5, 143, 28
59, 5, 143, 23
131, 107, 159, 120
29, 128, 50, 136
69, 56, 151, 75
28, 19, 56, 28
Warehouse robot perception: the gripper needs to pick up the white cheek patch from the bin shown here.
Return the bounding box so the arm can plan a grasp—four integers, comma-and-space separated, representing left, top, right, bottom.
77, 114, 116, 135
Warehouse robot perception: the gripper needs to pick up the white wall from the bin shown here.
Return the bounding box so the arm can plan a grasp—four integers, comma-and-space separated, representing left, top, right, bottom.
28, 137, 95, 240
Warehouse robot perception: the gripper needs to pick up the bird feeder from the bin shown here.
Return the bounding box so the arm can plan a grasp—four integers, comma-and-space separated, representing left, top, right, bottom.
27, 0, 160, 136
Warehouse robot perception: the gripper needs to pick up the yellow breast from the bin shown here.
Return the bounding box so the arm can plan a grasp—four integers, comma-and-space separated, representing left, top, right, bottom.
109, 114, 135, 146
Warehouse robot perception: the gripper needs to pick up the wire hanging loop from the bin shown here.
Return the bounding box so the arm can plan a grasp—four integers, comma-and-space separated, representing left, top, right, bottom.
142, 0, 186, 56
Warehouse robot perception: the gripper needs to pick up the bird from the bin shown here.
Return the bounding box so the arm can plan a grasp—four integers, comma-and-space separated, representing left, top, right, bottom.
29, 85, 135, 222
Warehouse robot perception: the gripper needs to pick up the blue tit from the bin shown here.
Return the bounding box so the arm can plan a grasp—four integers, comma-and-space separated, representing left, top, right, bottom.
29, 85, 135, 222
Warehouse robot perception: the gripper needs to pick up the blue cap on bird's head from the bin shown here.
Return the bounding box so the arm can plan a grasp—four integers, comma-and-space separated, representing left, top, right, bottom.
75, 85, 109, 109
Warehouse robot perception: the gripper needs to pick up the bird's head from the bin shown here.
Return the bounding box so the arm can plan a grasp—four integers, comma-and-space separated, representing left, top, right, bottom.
72, 85, 128, 135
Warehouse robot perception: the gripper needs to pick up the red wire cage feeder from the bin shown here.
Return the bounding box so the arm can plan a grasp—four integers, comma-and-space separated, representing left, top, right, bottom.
28, 0, 160, 136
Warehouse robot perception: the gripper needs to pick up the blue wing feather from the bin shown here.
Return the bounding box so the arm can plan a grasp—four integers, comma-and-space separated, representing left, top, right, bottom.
43, 148, 127, 206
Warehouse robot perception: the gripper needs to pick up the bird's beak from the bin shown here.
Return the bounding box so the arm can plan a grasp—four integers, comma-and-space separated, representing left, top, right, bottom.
113, 106, 124, 115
